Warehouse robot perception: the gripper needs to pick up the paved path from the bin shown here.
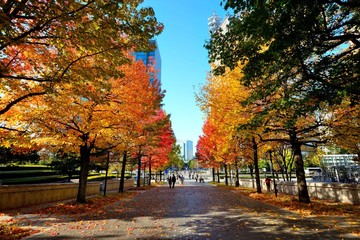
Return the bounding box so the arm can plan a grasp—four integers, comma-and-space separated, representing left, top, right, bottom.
13, 180, 358, 239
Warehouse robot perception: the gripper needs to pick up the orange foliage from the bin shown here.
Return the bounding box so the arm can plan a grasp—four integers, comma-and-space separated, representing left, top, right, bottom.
0, 219, 39, 240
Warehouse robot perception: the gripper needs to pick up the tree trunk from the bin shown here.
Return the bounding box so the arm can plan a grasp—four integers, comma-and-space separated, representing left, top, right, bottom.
224, 163, 228, 185
160, 170, 162, 181
77, 144, 91, 203
289, 153, 295, 182
252, 137, 262, 193
290, 130, 310, 203
269, 151, 278, 197
281, 154, 288, 181
143, 163, 146, 186
119, 151, 127, 193
148, 161, 152, 185
217, 168, 220, 183
103, 151, 110, 197
235, 161, 240, 188
292, 142, 310, 203
212, 167, 215, 182
137, 155, 141, 187
248, 165, 254, 187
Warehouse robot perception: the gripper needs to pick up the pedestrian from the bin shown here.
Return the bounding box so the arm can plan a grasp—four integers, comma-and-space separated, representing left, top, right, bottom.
265, 177, 271, 192
199, 176, 204, 183
180, 175, 184, 185
167, 175, 172, 188
171, 174, 176, 188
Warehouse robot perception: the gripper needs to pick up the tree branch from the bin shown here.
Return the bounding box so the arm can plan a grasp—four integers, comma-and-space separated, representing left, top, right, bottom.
0, 91, 46, 115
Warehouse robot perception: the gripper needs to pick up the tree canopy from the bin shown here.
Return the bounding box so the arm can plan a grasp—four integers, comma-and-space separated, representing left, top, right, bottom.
203, 0, 359, 203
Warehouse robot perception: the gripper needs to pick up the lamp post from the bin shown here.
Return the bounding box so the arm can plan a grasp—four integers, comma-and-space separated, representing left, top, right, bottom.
269, 150, 277, 197
103, 151, 110, 197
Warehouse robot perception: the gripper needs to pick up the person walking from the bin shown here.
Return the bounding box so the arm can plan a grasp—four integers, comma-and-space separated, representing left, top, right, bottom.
265, 177, 271, 192
171, 174, 176, 188
167, 175, 172, 188
180, 175, 184, 185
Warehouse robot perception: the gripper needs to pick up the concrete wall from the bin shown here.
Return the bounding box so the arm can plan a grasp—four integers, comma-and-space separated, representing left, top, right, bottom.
101, 179, 135, 192
236, 179, 360, 205
277, 181, 360, 205
0, 178, 136, 210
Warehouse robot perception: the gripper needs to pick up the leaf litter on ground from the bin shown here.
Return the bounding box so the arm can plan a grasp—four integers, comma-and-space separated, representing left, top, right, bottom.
0, 191, 141, 240
224, 185, 360, 236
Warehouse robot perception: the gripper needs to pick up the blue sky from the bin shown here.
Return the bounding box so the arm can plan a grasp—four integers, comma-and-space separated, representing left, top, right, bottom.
143, 0, 228, 147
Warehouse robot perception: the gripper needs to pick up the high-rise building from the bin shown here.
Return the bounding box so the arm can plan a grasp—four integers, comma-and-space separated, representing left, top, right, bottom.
208, 11, 229, 34
135, 40, 161, 83
208, 11, 222, 34
177, 140, 194, 162
208, 12, 230, 67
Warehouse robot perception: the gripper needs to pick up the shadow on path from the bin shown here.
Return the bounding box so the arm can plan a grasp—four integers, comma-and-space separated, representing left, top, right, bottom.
8, 180, 359, 239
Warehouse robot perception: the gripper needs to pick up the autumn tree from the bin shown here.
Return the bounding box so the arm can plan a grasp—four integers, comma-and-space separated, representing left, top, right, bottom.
197, 120, 221, 182
141, 110, 175, 185
0, 0, 163, 137
197, 121, 217, 181
128, 79, 164, 187
328, 100, 360, 157
271, 144, 295, 182
18, 56, 162, 202
196, 65, 265, 190
205, 0, 359, 203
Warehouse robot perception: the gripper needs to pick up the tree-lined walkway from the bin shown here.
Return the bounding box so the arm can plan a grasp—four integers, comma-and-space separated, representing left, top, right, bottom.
11, 180, 358, 239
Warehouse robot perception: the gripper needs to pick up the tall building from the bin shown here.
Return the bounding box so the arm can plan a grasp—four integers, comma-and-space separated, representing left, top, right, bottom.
208, 12, 230, 67
177, 140, 194, 162
208, 11, 229, 34
208, 10, 222, 34
135, 40, 161, 83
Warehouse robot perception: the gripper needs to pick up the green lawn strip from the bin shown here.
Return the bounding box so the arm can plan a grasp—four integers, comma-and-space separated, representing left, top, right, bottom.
1, 171, 118, 185
0, 170, 58, 180
87, 174, 117, 181
0, 165, 49, 171
1, 175, 65, 184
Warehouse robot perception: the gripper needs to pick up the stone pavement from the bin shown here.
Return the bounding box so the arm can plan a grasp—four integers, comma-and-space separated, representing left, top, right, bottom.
2, 179, 359, 239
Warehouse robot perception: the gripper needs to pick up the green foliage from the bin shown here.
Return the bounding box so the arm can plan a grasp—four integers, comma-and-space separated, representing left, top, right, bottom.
1, 175, 65, 185
87, 174, 117, 182
258, 158, 269, 170
49, 152, 80, 181
0, 147, 40, 166
0, 169, 56, 180
209, 0, 359, 109
188, 159, 198, 170
164, 143, 184, 170
207, 0, 359, 203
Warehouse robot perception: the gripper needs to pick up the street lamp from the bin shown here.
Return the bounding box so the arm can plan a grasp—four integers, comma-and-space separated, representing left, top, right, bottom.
269, 150, 278, 197
103, 151, 110, 197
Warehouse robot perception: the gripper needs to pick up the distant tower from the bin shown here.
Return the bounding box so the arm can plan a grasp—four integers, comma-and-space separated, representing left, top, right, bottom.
177, 140, 194, 163
208, 10, 222, 33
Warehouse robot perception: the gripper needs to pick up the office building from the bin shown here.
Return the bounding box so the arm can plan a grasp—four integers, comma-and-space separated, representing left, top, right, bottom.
177, 140, 194, 162
208, 11, 222, 33
208, 11, 229, 34
135, 40, 161, 83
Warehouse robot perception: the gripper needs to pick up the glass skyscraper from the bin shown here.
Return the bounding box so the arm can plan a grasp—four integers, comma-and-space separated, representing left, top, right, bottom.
177, 140, 194, 162
135, 40, 161, 83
